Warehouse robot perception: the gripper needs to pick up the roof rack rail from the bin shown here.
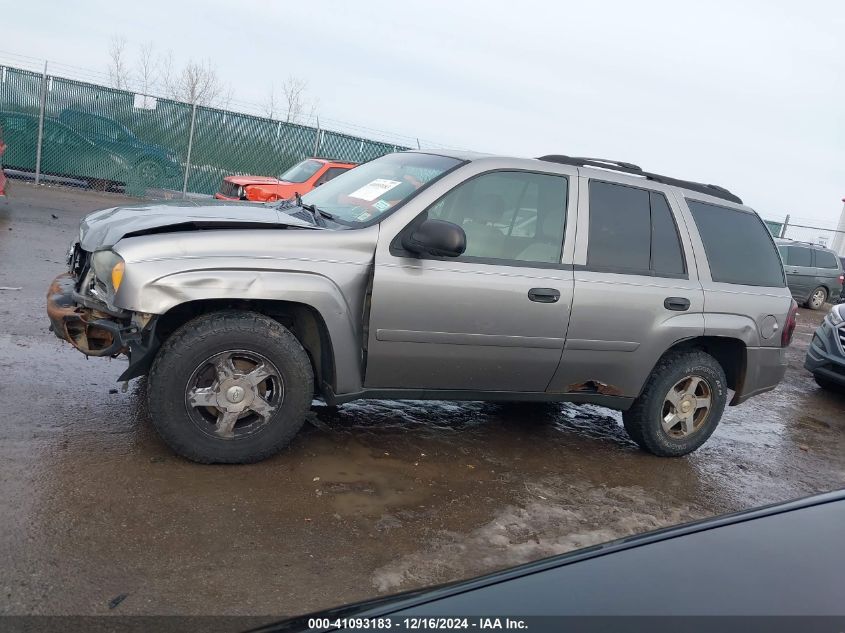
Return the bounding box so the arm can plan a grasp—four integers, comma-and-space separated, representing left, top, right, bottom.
537, 155, 743, 205
777, 238, 821, 248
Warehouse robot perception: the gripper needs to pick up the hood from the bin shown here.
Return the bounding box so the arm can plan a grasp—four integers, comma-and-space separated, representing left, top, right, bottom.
226, 175, 286, 186
79, 199, 317, 251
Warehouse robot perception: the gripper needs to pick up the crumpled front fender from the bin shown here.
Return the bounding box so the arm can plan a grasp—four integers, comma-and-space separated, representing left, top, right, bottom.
122, 268, 368, 394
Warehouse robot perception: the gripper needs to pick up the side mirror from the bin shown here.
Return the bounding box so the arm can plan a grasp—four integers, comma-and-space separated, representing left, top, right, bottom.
402, 219, 466, 258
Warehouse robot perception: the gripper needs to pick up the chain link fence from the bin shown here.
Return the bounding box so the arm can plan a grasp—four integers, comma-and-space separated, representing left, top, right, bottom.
764, 212, 845, 257
0, 64, 408, 198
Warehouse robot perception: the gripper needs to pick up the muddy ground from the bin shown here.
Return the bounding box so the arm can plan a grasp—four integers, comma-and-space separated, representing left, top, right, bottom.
1, 183, 843, 616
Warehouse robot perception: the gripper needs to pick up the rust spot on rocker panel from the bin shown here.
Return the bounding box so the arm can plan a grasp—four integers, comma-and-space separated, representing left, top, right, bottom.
567, 380, 624, 397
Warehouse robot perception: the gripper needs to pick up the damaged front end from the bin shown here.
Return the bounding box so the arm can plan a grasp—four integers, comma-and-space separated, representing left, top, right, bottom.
47, 273, 128, 357
46, 245, 159, 382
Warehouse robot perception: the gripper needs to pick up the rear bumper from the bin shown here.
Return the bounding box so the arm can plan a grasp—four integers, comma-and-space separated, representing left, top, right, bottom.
732, 346, 788, 405
804, 320, 845, 386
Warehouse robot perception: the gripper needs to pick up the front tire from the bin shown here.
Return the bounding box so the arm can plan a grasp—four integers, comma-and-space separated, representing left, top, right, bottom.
622, 350, 727, 457
135, 159, 163, 185
147, 311, 314, 464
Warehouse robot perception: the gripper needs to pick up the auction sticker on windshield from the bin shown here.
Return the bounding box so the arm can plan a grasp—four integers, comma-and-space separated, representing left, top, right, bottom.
349, 179, 402, 201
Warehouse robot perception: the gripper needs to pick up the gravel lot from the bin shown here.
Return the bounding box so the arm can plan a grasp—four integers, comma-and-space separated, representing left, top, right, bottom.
1, 183, 843, 616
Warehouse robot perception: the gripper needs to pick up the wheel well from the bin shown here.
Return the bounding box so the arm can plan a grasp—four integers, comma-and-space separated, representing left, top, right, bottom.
663, 336, 747, 395
154, 299, 335, 395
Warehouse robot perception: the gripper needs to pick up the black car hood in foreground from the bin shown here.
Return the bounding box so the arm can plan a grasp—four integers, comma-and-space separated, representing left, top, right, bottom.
79, 199, 318, 251
252, 490, 845, 632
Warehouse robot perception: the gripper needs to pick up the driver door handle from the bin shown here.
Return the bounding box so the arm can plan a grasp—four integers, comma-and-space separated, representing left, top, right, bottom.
528, 288, 560, 303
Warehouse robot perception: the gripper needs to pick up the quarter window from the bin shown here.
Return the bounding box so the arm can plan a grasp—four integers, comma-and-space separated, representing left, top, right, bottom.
427, 171, 568, 264
587, 181, 685, 276
815, 249, 839, 269
687, 200, 785, 287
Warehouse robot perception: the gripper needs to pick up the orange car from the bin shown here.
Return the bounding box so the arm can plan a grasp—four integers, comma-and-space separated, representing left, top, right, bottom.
215, 158, 357, 202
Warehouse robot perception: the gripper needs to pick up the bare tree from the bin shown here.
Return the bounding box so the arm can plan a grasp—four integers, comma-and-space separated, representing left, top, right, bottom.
134, 41, 158, 107
163, 57, 223, 106
281, 76, 318, 124
136, 42, 156, 93
218, 86, 234, 111
107, 36, 130, 90
263, 84, 278, 119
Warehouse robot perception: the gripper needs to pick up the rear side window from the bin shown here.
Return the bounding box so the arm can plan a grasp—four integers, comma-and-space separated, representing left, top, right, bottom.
687, 200, 785, 287
649, 192, 685, 275
786, 246, 813, 267
815, 249, 839, 269
587, 181, 685, 276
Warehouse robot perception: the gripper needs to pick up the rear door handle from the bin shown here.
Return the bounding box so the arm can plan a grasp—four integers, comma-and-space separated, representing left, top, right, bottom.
664, 297, 691, 311
528, 288, 560, 303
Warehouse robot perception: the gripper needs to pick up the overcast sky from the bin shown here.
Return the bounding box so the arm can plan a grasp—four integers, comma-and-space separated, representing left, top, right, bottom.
3, 0, 843, 225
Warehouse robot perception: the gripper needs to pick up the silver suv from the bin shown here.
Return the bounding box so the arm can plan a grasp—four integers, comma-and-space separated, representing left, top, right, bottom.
47, 152, 797, 463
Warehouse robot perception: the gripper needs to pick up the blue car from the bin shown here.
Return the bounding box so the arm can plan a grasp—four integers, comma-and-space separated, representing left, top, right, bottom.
58, 109, 181, 186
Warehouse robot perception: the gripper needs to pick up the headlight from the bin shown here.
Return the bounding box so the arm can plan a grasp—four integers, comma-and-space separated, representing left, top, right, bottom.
92, 250, 126, 294
827, 305, 844, 326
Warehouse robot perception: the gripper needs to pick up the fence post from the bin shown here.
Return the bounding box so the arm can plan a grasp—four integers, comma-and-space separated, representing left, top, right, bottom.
182, 102, 197, 198
313, 116, 321, 157
780, 214, 790, 238
34, 61, 48, 185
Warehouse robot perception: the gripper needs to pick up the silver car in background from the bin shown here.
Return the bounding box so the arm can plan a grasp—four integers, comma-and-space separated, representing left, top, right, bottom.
47, 151, 797, 464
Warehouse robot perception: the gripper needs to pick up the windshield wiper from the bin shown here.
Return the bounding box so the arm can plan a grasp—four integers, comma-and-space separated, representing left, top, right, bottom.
294, 193, 333, 226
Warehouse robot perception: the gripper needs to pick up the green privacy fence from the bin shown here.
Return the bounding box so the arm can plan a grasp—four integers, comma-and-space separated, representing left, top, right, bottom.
0, 65, 407, 197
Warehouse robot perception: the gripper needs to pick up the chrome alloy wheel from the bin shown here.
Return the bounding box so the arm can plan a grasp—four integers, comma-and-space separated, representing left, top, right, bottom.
661, 375, 712, 438
183, 350, 284, 440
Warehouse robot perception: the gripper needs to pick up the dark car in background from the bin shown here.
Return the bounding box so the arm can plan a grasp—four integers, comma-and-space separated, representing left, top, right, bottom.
58, 109, 181, 185
840, 257, 845, 303
805, 302, 845, 391
0, 110, 130, 190
256, 491, 845, 630
775, 238, 844, 309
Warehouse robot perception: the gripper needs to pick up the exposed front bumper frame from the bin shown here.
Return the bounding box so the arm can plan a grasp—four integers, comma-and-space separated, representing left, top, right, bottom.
46, 272, 160, 381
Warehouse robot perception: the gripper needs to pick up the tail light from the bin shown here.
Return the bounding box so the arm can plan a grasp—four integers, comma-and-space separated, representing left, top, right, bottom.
782, 299, 799, 347
839, 274, 844, 285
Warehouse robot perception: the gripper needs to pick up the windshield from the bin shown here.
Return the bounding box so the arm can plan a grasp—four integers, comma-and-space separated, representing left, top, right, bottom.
279, 159, 323, 183
300, 152, 461, 224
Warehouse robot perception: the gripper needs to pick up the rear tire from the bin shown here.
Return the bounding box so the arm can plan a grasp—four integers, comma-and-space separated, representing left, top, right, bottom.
807, 286, 828, 310
147, 310, 314, 464
622, 350, 727, 457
